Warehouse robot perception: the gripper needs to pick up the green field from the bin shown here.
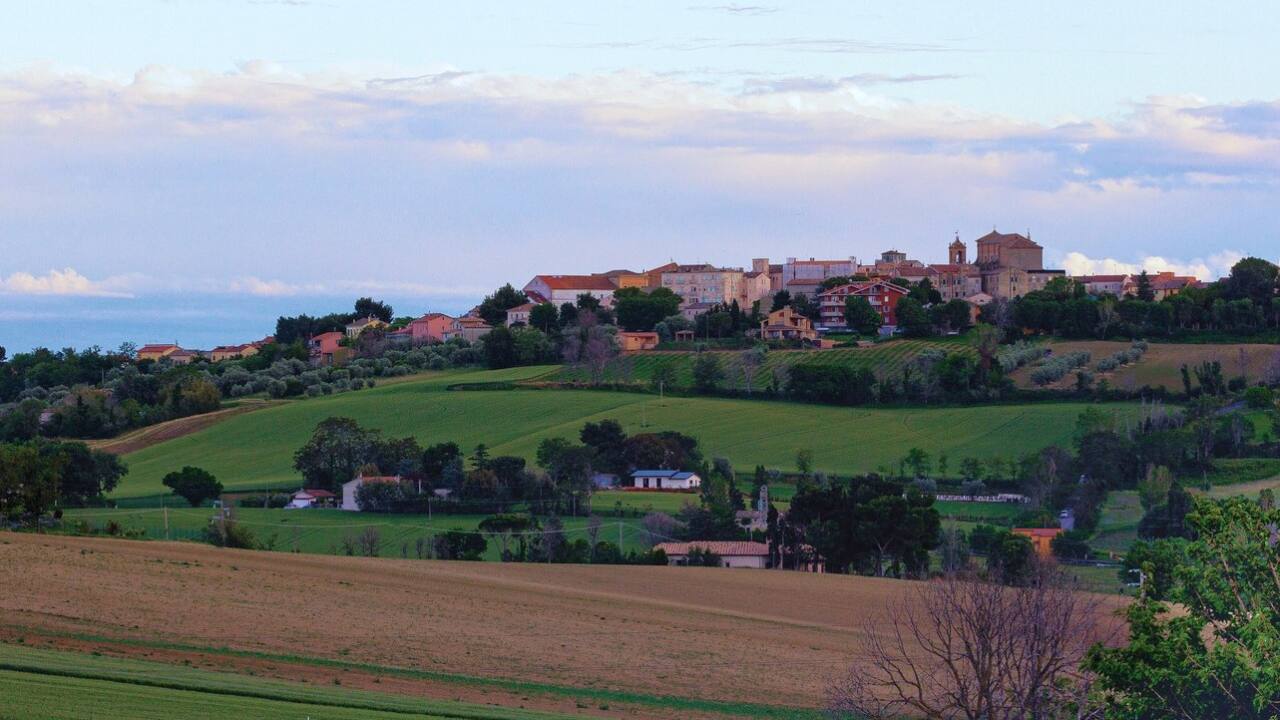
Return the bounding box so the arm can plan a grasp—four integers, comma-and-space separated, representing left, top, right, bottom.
113, 367, 1139, 500
552, 338, 977, 388
933, 500, 1024, 526
62, 507, 657, 560
0, 644, 577, 720
1089, 491, 1143, 556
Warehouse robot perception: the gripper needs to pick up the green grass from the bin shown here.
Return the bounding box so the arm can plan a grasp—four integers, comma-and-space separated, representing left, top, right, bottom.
114, 368, 1141, 501
933, 501, 1023, 526
61, 507, 656, 559
1200, 458, 1280, 487
552, 338, 976, 389
0, 639, 820, 720
1090, 491, 1143, 556
0, 643, 578, 720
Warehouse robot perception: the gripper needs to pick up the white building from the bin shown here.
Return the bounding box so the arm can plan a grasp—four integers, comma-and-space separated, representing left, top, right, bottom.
522, 275, 618, 308
654, 541, 770, 568
341, 475, 401, 511
631, 470, 702, 490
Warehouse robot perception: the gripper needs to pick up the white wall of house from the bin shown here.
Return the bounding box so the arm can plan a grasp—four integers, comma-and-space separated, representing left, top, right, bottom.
669, 553, 767, 568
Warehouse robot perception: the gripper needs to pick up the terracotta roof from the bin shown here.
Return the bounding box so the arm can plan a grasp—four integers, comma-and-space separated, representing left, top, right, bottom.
412, 313, 453, 323
654, 541, 769, 557
506, 303, 536, 313
311, 331, 344, 342
296, 488, 336, 498
138, 344, 179, 353
928, 264, 978, 275
976, 230, 1041, 249
532, 275, 618, 291
1013, 527, 1063, 538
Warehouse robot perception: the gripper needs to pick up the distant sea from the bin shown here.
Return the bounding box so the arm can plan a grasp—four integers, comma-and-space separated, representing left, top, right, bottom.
0, 293, 474, 354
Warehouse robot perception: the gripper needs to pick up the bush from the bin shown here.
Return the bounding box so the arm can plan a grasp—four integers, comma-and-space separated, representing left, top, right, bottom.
1245, 385, 1275, 409
1030, 351, 1092, 386
205, 519, 257, 549
997, 342, 1049, 373
1050, 529, 1092, 560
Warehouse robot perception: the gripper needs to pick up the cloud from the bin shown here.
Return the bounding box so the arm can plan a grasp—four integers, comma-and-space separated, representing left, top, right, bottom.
2, 63, 1279, 286
1060, 250, 1246, 280
225, 276, 322, 296
687, 4, 780, 15
0, 268, 137, 297
741, 73, 963, 94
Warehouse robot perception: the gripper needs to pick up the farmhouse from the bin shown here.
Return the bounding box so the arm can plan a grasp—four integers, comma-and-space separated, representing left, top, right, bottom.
286, 488, 337, 509
309, 331, 346, 366
631, 469, 701, 490
504, 303, 535, 327
617, 331, 659, 351
655, 541, 770, 568
345, 316, 388, 339
136, 344, 182, 362
1013, 527, 1063, 557
759, 307, 817, 342
522, 274, 618, 308
341, 474, 401, 511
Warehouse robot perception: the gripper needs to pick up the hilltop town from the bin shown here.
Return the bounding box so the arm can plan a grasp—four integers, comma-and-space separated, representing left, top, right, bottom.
136, 229, 1205, 364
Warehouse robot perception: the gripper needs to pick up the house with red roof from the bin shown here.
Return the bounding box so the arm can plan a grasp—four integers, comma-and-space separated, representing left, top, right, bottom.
309, 331, 346, 366
136, 344, 182, 362
654, 541, 770, 568
522, 274, 619, 308
342, 474, 402, 511
816, 280, 909, 330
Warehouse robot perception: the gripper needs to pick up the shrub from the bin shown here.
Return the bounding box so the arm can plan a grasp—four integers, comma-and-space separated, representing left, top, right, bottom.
996, 342, 1049, 373
1244, 385, 1275, 409
1030, 351, 1092, 386
205, 519, 257, 549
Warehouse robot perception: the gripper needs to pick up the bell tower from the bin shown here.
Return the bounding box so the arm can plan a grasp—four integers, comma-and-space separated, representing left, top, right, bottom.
949, 233, 967, 265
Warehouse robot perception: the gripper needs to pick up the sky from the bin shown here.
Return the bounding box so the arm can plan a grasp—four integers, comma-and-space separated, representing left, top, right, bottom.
2, 1, 1279, 351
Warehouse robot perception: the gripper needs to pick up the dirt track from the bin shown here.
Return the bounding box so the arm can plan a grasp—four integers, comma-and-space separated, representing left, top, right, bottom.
88, 401, 281, 455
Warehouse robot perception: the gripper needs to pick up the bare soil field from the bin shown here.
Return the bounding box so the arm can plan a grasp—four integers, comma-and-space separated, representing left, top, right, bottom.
0, 535, 1127, 718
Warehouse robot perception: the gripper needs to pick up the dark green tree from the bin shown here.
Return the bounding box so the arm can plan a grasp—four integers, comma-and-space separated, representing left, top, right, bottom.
844, 296, 883, 335
162, 466, 222, 507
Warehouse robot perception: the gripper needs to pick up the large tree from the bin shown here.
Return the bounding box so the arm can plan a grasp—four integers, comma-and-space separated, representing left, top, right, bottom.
353, 297, 394, 323
162, 466, 222, 507
895, 297, 933, 338
614, 287, 682, 331
39, 441, 127, 507
844, 296, 883, 336
1223, 256, 1279, 306
1086, 495, 1280, 719
476, 284, 529, 326
292, 417, 381, 490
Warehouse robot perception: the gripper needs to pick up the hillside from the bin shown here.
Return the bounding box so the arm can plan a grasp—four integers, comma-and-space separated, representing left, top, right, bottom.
551, 337, 976, 388
0, 534, 1126, 718
1010, 340, 1277, 391
113, 366, 1140, 498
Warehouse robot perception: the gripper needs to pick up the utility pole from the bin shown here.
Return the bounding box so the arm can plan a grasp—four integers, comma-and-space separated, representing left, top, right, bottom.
618, 521, 623, 549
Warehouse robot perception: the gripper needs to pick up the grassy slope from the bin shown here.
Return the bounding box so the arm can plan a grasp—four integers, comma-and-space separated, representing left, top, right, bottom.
0, 644, 578, 720
552, 337, 975, 388
62, 507, 657, 559
115, 366, 1139, 498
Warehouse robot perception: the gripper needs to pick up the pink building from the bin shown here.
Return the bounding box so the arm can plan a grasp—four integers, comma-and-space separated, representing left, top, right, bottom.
406, 313, 455, 343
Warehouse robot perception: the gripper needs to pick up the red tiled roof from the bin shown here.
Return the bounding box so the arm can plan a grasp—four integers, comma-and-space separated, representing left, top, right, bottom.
533, 275, 618, 291
298, 488, 336, 498
138, 344, 179, 353
311, 331, 343, 341
1013, 527, 1063, 538
506, 303, 536, 313
977, 230, 1041, 249
654, 541, 769, 557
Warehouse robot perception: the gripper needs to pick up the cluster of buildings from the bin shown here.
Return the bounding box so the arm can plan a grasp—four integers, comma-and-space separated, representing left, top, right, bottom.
142, 228, 1206, 365
519, 229, 1069, 334
135, 337, 274, 365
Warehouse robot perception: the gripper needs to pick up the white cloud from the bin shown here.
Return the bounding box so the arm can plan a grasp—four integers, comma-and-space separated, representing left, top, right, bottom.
226, 276, 323, 296
1060, 250, 1245, 280
0, 268, 137, 297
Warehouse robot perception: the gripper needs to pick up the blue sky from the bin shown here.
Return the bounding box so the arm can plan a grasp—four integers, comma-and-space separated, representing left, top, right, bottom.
2, 1, 1279, 351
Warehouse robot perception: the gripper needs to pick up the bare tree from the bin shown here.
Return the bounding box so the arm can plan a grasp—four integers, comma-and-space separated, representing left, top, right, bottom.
1095, 298, 1118, 339
357, 527, 382, 557
562, 311, 619, 385
829, 565, 1110, 720
586, 514, 603, 556
640, 511, 682, 547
